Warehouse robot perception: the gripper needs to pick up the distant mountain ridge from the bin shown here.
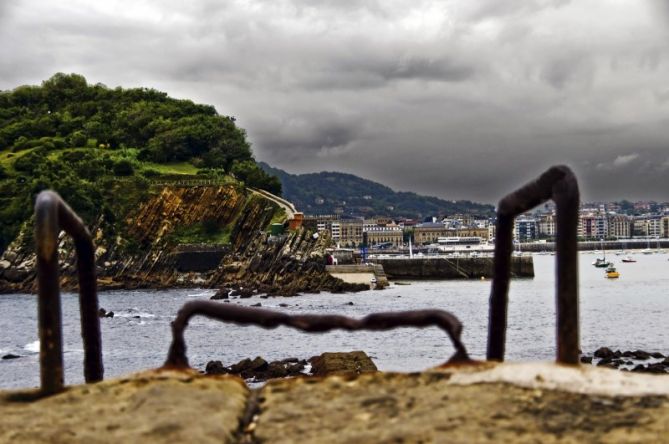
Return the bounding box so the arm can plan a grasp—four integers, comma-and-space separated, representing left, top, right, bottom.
259, 162, 494, 219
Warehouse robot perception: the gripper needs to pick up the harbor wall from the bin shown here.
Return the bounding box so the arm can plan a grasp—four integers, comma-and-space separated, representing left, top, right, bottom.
325, 264, 389, 288
374, 256, 534, 279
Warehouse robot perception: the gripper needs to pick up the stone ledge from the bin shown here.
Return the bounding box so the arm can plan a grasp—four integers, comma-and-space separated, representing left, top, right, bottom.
254, 364, 669, 443
1, 364, 667, 443
0, 369, 248, 444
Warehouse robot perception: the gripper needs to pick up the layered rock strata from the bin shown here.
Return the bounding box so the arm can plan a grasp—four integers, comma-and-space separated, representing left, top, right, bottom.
0, 185, 361, 296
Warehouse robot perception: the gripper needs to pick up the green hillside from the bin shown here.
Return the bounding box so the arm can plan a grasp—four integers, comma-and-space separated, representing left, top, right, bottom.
0, 73, 280, 252
259, 163, 494, 219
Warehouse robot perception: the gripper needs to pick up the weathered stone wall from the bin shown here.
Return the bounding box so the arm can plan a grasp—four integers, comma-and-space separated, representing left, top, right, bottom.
1, 364, 667, 443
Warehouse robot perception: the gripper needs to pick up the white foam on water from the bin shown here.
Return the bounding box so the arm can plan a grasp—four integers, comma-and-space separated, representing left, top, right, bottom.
187, 291, 214, 298
24, 340, 40, 353
114, 310, 156, 319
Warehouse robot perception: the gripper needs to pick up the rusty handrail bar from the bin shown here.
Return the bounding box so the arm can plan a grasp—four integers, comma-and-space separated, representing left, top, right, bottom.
487, 165, 580, 364
164, 301, 470, 368
35, 190, 103, 395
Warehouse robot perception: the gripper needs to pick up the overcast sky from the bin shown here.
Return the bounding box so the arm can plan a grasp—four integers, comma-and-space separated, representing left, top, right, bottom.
2, 0, 669, 203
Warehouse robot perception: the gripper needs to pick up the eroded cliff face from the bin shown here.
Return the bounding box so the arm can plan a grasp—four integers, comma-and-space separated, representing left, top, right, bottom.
0, 184, 353, 295
213, 227, 368, 296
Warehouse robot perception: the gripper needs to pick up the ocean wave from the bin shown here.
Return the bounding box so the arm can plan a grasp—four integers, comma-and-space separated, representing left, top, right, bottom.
187, 291, 214, 298
113, 309, 156, 319
24, 340, 40, 353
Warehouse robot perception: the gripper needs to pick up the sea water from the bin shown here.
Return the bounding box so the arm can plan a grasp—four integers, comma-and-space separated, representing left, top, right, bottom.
1, 252, 667, 389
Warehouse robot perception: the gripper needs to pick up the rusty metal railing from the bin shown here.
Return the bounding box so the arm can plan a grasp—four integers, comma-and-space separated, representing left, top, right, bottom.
487, 165, 580, 364
27, 165, 580, 391
164, 302, 470, 368
35, 190, 103, 395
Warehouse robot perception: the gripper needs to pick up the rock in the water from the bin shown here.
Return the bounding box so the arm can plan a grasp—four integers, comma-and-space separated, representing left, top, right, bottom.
251, 303, 262, 307
580, 356, 593, 364
632, 350, 651, 360
205, 360, 228, 375
217, 356, 306, 382
211, 288, 230, 300
593, 347, 614, 359
238, 288, 253, 298
645, 363, 667, 374
2, 354, 20, 360
98, 308, 114, 318
309, 351, 377, 377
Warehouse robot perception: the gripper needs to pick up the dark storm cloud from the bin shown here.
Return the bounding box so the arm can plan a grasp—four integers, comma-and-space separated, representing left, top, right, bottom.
254, 115, 363, 161
2, 0, 669, 202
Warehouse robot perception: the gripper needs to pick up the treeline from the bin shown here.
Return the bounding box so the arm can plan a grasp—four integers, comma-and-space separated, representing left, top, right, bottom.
0, 73, 281, 252
260, 163, 495, 219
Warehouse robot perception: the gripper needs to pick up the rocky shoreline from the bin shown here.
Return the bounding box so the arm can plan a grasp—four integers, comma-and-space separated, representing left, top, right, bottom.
204, 351, 378, 383
0, 185, 370, 297
580, 347, 669, 374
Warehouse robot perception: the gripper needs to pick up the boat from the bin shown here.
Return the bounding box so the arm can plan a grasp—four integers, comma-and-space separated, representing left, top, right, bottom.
621, 256, 636, 263
592, 238, 610, 267
605, 265, 620, 279
642, 237, 653, 254
593, 257, 611, 267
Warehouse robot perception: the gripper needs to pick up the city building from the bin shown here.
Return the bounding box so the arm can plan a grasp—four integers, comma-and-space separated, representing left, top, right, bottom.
578, 214, 608, 239
537, 214, 556, 239
413, 222, 448, 244
514, 217, 537, 241
339, 219, 363, 247
607, 214, 631, 239
365, 226, 403, 248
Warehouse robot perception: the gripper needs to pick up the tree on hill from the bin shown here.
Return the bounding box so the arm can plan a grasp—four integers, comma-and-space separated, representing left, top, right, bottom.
0, 73, 281, 253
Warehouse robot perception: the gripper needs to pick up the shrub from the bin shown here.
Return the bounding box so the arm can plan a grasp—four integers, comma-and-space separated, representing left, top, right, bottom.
113, 159, 134, 176
70, 131, 87, 147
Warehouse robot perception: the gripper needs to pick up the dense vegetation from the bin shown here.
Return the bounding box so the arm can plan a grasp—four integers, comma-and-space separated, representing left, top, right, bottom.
259, 163, 495, 219
0, 73, 280, 252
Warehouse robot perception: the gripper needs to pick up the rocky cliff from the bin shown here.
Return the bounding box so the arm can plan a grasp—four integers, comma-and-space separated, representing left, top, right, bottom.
0, 184, 361, 295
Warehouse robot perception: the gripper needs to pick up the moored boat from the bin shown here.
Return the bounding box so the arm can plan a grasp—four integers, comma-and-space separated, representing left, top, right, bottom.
605, 265, 620, 279
621, 256, 636, 263
592, 257, 610, 268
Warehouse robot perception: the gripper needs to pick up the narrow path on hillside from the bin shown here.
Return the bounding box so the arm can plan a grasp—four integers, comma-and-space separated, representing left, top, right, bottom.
249, 188, 296, 220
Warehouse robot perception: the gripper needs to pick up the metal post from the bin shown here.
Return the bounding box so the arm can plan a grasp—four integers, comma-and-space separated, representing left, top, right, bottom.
34, 190, 103, 395
486, 165, 580, 364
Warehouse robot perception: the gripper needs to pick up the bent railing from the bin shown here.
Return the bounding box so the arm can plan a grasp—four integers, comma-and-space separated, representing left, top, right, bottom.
164, 302, 470, 368
35, 190, 103, 395
26, 164, 580, 392
487, 165, 580, 364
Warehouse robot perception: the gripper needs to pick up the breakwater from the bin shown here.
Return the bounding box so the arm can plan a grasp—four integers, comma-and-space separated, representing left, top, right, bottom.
326, 264, 389, 288
374, 256, 534, 279
520, 239, 669, 252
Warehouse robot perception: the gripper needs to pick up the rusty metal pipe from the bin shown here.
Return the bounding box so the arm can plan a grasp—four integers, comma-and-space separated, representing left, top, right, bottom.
487, 165, 580, 364
35, 190, 103, 395
165, 301, 470, 368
